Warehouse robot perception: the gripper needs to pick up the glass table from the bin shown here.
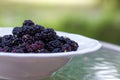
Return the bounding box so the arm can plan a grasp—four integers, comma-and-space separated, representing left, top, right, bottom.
43, 42, 120, 80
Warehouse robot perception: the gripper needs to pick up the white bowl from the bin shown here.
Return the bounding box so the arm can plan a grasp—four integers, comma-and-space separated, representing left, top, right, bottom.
0, 28, 101, 80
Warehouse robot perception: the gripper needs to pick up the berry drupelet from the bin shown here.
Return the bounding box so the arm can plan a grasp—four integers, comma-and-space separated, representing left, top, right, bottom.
0, 20, 79, 53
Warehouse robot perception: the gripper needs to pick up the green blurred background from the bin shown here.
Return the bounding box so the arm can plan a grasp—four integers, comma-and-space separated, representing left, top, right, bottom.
0, 0, 120, 45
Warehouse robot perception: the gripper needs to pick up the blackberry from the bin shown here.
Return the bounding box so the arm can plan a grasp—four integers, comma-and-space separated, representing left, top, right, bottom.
23, 20, 34, 26
12, 27, 23, 37
30, 43, 40, 51
27, 41, 44, 52
66, 40, 78, 51
57, 37, 72, 44
22, 34, 34, 44
35, 41, 44, 48
2, 35, 13, 40
57, 36, 66, 43
35, 25, 44, 33
34, 33, 42, 41
46, 40, 62, 51
70, 42, 78, 51
19, 43, 29, 53
12, 36, 22, 45
62, 44, 71, 52
1, 35, 14, 47
40, 28, 57, 42
22, 25, 36, 36
58, 37, 78, 51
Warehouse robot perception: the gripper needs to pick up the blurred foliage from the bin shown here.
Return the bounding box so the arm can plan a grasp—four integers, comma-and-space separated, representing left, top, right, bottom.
0, 0, 120, 45
59, 11, 120, 45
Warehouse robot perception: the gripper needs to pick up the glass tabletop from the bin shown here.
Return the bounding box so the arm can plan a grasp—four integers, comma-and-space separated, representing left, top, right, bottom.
43, 42, 120, 80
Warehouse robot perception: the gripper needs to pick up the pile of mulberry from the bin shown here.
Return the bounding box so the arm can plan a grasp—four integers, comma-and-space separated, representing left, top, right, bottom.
0, 20, 78, 53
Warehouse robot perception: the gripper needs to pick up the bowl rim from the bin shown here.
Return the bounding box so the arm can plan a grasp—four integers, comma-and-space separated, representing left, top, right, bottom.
0, 28, 102, 58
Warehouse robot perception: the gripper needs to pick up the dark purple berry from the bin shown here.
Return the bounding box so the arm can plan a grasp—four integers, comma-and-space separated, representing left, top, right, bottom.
30, 44, 40, 50
22, 34, 33, 44
66, 40, 78, 51
46, 40, 62, 51
23, 20, 34, 26
62, 44, 71, 52
35, 41, 44, 48
1, 35, 14, 47
12, 27, 23, 37
57, 36, 66, 43
35, 25, 44, 33
12, 36, 22, 45
2, 35, 13, 40
52, 48, 62, 53
35, 33, 42, 41
22, 25, 36, 35
41, 28, 57, 42
27, 41, 44, 52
